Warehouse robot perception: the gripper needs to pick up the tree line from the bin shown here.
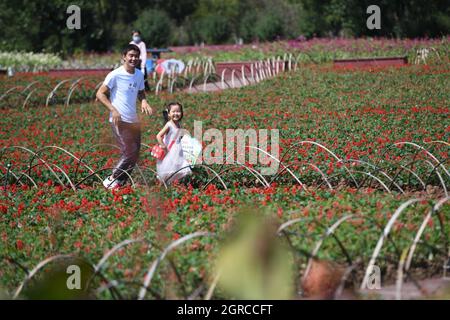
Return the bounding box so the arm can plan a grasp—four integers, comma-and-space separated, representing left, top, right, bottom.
0, 0, 448, 55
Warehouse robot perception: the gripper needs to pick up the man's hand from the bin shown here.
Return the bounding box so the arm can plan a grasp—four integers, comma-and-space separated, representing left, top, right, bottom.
112, 109, 121, 127
96, 84, 122, 127
141, 100, 153, 116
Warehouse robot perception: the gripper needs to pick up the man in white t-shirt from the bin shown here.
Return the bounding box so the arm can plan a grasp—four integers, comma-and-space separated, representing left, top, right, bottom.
96, 44, 153, 189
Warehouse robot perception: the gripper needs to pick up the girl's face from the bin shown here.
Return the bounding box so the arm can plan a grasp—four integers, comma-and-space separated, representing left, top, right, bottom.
168, 104, 183, 122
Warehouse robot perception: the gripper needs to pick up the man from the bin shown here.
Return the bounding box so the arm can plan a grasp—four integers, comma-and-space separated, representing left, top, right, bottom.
96, 44, 153, 189
130, 30, 150, 91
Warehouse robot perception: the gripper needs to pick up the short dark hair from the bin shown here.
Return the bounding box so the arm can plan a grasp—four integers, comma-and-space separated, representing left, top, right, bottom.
132, 30, 141, 35
122, 44, 140, 56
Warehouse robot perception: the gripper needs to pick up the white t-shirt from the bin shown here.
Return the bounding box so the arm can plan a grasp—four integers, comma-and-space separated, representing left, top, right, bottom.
103, 66, 144, 123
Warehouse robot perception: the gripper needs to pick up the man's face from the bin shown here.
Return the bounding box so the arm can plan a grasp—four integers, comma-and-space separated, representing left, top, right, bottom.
123, 50, 140, 68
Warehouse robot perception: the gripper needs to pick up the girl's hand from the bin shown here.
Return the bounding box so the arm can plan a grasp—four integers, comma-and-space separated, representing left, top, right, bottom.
160, 144, 168, 151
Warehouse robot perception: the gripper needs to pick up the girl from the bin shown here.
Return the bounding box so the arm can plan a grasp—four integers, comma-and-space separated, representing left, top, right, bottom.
156, 102, 192, 185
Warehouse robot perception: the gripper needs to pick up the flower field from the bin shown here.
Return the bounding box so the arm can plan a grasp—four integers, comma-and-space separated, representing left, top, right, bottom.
0, 52, 62, 73
0, 44, 449, 299
169, 37, 449, 63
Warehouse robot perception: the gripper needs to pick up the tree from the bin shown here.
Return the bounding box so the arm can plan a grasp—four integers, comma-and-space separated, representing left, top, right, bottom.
0, 0, 447, 54
152, 0, 200, 24
133, 9, 174, 47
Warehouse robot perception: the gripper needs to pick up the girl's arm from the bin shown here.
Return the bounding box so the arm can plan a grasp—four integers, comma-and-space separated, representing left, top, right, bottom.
156, 123, 170, 150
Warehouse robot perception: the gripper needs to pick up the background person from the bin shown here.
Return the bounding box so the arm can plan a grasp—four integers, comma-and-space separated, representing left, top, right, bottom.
130, 30, 150, 91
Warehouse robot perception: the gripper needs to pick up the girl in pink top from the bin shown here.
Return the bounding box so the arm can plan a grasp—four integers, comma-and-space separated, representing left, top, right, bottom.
156, 102, 191, 185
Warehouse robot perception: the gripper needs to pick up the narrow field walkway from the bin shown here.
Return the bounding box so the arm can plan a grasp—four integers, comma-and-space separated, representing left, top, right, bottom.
184, 77, 259, 93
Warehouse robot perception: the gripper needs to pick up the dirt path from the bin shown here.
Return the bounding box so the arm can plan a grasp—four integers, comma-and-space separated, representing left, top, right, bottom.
183, 77, 258, 93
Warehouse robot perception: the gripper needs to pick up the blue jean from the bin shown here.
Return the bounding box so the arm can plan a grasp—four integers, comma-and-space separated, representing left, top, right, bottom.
111, 121, 141, 184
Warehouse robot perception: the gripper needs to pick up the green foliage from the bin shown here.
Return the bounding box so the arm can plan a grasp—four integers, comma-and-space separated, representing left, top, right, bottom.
133, 9, 175, 47
239, 12, 258, 42
0, 0, 448, 54
153, 0, 200, 24
254, 12, 285, 41
195, 14, 232, 44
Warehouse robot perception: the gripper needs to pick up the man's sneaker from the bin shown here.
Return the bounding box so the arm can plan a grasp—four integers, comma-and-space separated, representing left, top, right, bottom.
103, 176, 121, 189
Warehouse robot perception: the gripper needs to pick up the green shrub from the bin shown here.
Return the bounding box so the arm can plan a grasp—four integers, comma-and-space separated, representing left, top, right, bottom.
195, 14, 232, 44
133, 9, 175, 47
254, 12, 284, 41
239, 12, 258, 42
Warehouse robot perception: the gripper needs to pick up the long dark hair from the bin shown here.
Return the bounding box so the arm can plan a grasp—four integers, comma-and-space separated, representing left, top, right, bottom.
163, 102, 183, 123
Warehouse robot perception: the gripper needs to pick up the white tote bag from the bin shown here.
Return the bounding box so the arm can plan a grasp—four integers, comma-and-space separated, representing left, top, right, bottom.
180, 135, 202, 166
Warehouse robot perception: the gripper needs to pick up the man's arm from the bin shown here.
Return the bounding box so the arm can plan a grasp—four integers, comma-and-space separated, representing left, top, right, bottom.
138, 90, 153, 115
96, 84, 121, 127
